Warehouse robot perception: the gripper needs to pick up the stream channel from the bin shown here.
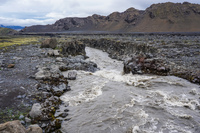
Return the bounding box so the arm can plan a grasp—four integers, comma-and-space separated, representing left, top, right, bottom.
58, 47, 200, 133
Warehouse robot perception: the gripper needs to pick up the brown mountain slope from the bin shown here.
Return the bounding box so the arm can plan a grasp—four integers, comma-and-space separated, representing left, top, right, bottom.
131, 2, 200, 32
22, 7, 143, 32
21, 2, 200, 32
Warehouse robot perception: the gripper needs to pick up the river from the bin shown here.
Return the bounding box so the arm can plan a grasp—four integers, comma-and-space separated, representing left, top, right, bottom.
59, 47, 200, 133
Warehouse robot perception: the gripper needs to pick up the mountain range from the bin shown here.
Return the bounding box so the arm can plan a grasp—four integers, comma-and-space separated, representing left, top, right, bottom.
21, 2, 200, 33
0, 25, 24, 31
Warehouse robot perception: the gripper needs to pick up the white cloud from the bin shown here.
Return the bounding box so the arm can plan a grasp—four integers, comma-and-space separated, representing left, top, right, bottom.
0, 0, 200, 26
0, 17, 55, 26
45, 12, 66, 19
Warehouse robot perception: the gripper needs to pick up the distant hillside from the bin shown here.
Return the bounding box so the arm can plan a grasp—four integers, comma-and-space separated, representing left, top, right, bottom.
0, 27, 17, 35
131, 2, 200, 32
0, 25, 24, 30
21, 2, 200, 32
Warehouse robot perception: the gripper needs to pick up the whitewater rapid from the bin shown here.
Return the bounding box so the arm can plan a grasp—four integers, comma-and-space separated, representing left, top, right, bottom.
59, 47, 200, 133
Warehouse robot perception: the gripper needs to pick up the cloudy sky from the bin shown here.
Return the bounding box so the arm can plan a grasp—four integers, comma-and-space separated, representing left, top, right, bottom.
0, 0, 200, 26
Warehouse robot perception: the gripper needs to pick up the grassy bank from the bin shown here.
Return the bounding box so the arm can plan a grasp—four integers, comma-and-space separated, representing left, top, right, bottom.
0, 36, 41, 49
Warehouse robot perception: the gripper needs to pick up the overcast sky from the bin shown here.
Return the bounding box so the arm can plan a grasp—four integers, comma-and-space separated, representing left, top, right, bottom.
0, 0, 200, 26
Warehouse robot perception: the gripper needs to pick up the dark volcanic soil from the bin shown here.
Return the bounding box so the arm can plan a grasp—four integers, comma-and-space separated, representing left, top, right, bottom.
0, 44, 45, 123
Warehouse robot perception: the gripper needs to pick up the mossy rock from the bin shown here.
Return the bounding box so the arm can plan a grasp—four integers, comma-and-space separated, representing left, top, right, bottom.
41, 38, 57, 49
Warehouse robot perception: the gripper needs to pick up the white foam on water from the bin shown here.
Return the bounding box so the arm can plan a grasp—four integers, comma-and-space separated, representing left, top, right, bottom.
131, 116, 160, 133
93, 69, 157, 87
150, 90, 200, 110
61, 81, 107, 106
86, 47, 158, 88
125, 98, 135, 108
86, 47, 123, 71
166, 109, 193, 119
164, 120, 193, 133
132, 126, 141, 133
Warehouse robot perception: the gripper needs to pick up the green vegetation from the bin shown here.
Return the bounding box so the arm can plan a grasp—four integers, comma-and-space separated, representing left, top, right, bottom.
161, 40, 166, 45
0, 105, 31, 123
0, 36, 40, 49
184, 40, 188, 44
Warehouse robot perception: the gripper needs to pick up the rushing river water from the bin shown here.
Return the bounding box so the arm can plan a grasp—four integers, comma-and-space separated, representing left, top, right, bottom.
59, 47, 200, 133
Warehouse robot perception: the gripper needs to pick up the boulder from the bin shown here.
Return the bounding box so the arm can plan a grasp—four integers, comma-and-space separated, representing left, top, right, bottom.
56, 57, 63, 62
35, 65, 63, 80
47, 50, 60, 56
0, 120, 26, 133
61, 41, 86, 56
0, 120, 42, 133
29, 103, 42, 119
27, 124, 43, 133
25, 117, 31, 123
59, 56, 98, 72
123, 57, 142, 74
41, 38, 57, 49
124, 57, 170, 76
35, 67, 51, 80
51, 82, 70, 96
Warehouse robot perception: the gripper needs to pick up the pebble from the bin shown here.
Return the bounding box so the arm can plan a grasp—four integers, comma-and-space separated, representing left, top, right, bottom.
25, 117, 31, 123
20, 120, 25, 125
56, 57, 63, 62
7, 64, 15, 68
64, 109, 69, 112
64, 118, 71, 121
41, 123, 47, 128
17, 95, 22, 99
20, 86, 25, 90
19, 115, 24, 119
17, 94, 26, 99
68, 71, 77, 80
60, 113, 68, 118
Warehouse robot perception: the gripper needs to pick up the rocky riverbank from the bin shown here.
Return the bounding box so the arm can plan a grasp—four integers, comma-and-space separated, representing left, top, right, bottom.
0, 38, 98, 132
81, 35, 200, 84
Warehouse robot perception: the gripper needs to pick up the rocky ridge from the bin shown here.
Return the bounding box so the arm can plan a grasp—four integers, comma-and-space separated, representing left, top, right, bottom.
21, 2, 200, 32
